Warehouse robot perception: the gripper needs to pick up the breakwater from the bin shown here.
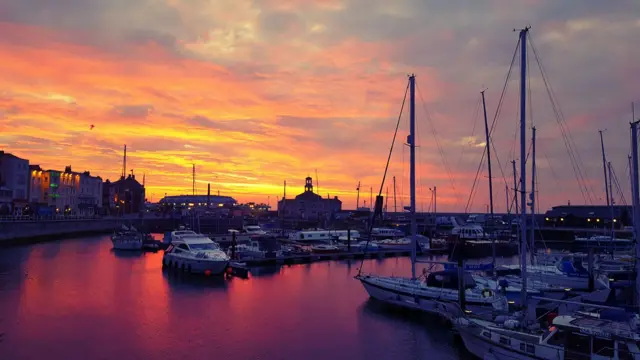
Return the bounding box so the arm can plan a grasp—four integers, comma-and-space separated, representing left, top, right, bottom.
0, 215, 244, 246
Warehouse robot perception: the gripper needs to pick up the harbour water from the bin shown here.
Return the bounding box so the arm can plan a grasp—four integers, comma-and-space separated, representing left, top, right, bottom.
0, 235, 472, 360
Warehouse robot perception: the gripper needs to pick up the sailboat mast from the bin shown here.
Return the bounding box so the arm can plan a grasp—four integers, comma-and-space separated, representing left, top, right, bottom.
480, 90, 496, 275
409, 74, 417, 280
122, 144, 127, 179
600, 130, 611, 208
608, 162, 615, 243
385, 186, 389, 213
512, 160, 519, 216
481, 90, 496, 274
393, 176, 397, 213
631, 120, 640, 309
530, 127, 536, 264
356, 181, 360, 209
370, 186, 373, 211
518, 28, 529, 308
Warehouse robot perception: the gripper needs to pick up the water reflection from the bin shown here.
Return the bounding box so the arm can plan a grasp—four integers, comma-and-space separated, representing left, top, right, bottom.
0, 235, 472, 359
110, 249, 145, 258
249, 265, 281, 277
162, 269, 229, 291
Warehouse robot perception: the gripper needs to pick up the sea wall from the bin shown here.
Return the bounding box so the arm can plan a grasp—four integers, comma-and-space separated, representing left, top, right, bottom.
0, 219, 122, 244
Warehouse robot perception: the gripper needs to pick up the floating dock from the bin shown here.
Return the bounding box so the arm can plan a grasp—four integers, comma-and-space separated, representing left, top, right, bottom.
237, 249, 433, 267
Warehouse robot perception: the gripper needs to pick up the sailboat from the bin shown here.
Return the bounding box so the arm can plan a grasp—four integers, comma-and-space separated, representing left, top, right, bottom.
355, 75, 507, 321
455, 27, 640, 360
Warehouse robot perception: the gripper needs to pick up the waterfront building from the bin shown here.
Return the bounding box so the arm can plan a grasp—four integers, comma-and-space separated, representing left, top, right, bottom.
543, 204, 632, 229
29, 165, 103, 215
277, 177, 342, 219
105, 174, 145, 214
0, 151, 29, 214
159, 195, 236, 208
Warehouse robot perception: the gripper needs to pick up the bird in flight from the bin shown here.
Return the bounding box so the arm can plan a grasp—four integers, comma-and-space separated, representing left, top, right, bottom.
89, 124, 95, 130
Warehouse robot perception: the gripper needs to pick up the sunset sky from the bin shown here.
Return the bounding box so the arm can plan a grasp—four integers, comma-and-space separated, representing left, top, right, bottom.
1, 0, 639, 212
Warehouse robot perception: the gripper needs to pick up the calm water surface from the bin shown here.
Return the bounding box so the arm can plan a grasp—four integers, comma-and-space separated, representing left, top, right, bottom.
0, 235, 472, 360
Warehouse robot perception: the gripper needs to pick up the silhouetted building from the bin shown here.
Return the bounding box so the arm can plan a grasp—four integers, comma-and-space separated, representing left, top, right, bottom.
0, 151, 29, 214
544, 205, 632, 229
105, 174, 145, 214
277, 177, 341, 219
159, 195, 236, 208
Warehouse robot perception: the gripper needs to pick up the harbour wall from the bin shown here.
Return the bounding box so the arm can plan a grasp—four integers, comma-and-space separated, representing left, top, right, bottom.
0, 216, 243, 246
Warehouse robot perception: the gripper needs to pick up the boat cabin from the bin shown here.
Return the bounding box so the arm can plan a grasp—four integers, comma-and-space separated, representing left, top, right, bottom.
451, 225, 485, 240
425, 270, 477, 290
539, 314, 640, 359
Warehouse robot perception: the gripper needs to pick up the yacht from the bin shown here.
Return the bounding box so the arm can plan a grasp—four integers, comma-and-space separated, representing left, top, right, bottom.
111, 225, 143, 250
370, 227, 405, 240
243, 225, 267, 236
228, 238, 282, 260
455, 311, 640, 359
162, 232, 229, 275
357, 270, 508, 321
311, 244, 341, 254
495, 257, 610, 291
375, 235, 428, 251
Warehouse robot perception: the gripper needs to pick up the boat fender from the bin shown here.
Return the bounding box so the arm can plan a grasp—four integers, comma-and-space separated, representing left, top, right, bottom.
482, 289, 493, 298
498, 279, 509, 289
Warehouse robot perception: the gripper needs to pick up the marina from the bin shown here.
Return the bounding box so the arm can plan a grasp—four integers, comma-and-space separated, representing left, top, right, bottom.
0, 1, 639, 358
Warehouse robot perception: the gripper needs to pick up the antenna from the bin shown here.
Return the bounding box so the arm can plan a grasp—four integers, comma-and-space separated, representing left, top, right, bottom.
315, 169, 320, 197
192, 164, 195, 196
143, 173, 145, 187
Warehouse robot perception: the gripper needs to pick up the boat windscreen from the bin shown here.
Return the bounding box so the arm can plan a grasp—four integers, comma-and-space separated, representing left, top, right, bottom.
189, 243, 220, 250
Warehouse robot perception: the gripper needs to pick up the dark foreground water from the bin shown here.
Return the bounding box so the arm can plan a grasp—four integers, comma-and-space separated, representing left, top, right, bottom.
0, 235, 468, 360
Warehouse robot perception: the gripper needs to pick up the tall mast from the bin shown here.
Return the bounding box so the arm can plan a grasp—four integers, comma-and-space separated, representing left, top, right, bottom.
630, 120, 640, 309
370, 187, 373, 211
505, 185, 510, 216
434, 186, 437, 215
356, 181, 360, 209
409, 74, 417, 280
518, 28, 529, 308
385, 186, 389, 213
481, 90, 496, 274
599, 130, 610, 208
512, 160, 519, 216
393, 176, 397, 213
122, 144, 127, 179
608, 162, 615, 243
315, 169, 320, 198
530, 127, 537, 264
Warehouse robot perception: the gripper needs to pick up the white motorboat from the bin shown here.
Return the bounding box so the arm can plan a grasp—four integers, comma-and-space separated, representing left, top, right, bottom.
455, 312, 640, 360
374, 235, 426, 251
111, 225, 143, 250
162, 232, 229, 275
228, 239, 283, 260
311, 244, 340, 254
243, 225, 267, 236
370, 227, 405, 240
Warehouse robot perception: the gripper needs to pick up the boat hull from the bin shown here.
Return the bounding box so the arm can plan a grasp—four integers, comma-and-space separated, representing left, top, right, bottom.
112, 239, 143, 250
359, 278, 455, 317
163, 256, 229, 275
457, 327, 537, 360
357, 275, 504, 321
